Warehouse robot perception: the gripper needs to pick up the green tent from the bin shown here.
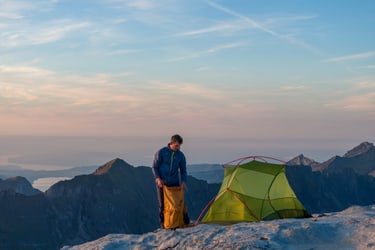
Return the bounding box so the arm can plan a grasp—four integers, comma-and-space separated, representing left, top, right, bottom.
200, 157, 310, 224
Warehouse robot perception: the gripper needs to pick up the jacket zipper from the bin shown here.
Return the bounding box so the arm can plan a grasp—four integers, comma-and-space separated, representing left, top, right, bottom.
170, 151, 175, 174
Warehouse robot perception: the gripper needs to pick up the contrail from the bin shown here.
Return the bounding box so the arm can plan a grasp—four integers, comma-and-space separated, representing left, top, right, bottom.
208, 1, 279, 37
207, 1, 325, 56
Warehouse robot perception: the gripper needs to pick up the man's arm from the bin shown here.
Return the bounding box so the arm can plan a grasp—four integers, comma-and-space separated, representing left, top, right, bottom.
152, 150, 162, 179
152, 150, 164, 188
180, 153, 187, 188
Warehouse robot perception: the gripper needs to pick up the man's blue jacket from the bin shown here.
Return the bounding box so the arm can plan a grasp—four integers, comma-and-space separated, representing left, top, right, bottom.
152, 145, 187, 187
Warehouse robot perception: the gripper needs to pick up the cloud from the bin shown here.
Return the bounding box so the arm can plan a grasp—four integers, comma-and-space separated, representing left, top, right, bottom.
0, 20, 90, 48
354, 80, 375, 89
207, 42, 245, 53
0, 12, 24, 19
338, 93, 375, 112
107, 0, 158, 10
0, 64, 273, 123
280, 85, 308, 92
0, 85, 39, 103
325, 80, 375, 114
0, 1, 90, 48
1, 65, 231, 118
1, 65, 130, 109
167, 41, 246, 62
127, 0, 156, 10
327, 51, 375, 62
0, 65, 54, 76
34, 22, 90, 44
105, 49, 143, 56
146, 80, 224, 101
360, 65, 375, 69
195, 66, 210, 72
175, 22, 244, 37
1, 63, 351, 137
0, 0, 57, 19
0, 1, 31, 17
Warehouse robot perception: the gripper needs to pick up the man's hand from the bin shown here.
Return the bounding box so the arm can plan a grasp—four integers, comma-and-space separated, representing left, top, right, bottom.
156, 178, 163, 188
181, 181, 186, 190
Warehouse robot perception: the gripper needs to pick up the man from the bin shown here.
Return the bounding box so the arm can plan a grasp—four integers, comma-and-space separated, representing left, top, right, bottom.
152, 134, 187, 228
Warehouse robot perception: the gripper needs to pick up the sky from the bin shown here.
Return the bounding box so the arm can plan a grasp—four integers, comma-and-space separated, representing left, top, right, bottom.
1, 0, 375, 168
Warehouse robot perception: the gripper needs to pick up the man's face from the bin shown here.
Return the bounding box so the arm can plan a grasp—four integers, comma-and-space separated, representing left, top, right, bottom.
170, 141, 181, 151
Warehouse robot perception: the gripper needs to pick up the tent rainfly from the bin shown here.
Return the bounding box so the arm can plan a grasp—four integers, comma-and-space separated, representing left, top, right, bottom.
198, 156, 310, 224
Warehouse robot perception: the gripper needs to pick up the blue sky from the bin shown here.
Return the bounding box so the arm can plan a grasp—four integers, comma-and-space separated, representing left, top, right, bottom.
1, 0, 375, 145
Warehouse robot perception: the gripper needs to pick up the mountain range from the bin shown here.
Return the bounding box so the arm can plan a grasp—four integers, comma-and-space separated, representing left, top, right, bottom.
0, 158, 219, 249
285, 142, 375, 213
0, 142, 374, 249
287, 141, 375, 176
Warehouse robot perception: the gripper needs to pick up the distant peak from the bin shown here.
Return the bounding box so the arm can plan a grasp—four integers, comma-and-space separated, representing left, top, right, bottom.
94, 158, 133, 175
344, 142, 374, 158
5, 176, 30, 183
287, 154, 319, 166
0, 176, 41, 196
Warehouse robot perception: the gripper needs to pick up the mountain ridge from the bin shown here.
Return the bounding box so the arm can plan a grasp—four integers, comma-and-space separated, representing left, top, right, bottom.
287, 154, 320, 168
0, 176, 41, 196
322, 142, 375, 176
1, 142, 375, 249
287, 141, 375, 176
93, 158, 132, 175
1, 141, 374, 184
36, 159, 219, 249
344, 141, 374, 158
